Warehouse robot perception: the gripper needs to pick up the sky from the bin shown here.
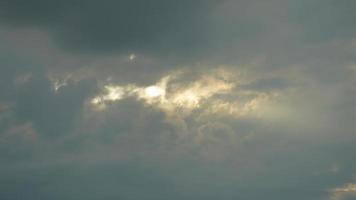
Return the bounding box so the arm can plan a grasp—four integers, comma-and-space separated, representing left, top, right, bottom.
0, 1, 356, 200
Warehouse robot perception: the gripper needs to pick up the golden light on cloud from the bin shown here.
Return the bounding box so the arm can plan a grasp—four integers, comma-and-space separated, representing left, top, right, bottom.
332, 184, 356, 192
168, 74, 235, 110
90, 68, 273, 118
90, 85, 126, 110
329, 183, 356, 200
144, 86, 165, 98
172, 90, 200, 108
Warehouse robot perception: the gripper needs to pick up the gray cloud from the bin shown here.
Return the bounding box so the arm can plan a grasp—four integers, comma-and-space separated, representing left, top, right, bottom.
1, 1, 356, 200
0, 0, 218, 59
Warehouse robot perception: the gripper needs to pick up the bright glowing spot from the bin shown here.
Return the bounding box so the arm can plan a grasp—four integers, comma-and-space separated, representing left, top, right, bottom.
105, 86, 124, 101
129, 54, 136, 61
145, 86, 165, 98
88, 68, 263, 116
91, 97, 102, 104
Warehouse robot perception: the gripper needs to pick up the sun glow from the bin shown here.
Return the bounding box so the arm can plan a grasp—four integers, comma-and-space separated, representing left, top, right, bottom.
144, 86, 165, 98
90, 68, 270, 117
91, 70, 235, 111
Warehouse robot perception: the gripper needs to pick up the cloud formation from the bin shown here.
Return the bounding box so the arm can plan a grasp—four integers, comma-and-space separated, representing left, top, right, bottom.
0, 1, 356, 200
330, 183, 356, 200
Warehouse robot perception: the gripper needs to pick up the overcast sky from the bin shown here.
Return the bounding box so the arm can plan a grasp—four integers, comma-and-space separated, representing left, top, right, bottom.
1, 1, 356, 200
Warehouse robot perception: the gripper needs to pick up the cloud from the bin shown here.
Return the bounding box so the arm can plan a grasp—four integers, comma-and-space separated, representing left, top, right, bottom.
0, 0, 218, 58
330, 183, 356, 200
90, 68, 237, 114
1, 1, 356, 200
292, 0, 356, 41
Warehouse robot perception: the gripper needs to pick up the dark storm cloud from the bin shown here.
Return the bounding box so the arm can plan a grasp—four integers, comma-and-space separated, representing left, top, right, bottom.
1, 0, 355, 65
14, 76, 95, 138
0, 43, 96, 139
0, 0, 218, 57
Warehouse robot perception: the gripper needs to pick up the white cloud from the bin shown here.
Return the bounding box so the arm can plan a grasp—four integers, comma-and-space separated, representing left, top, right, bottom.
329, 183, 356, 200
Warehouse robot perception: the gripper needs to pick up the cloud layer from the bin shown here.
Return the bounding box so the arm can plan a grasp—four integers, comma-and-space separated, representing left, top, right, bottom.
1, 1, 356, 200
